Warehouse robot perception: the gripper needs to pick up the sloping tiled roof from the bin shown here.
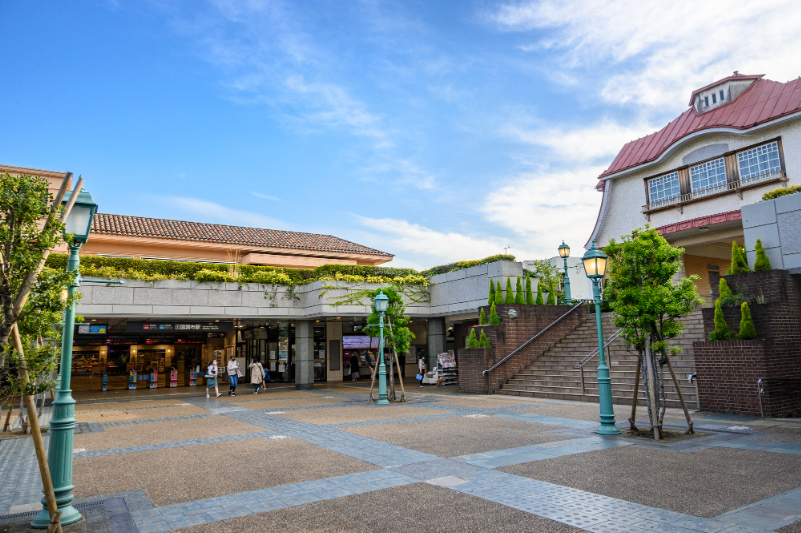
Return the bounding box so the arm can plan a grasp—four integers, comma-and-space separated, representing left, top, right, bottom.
92, 213, 393, 257
600, 77, 801, 179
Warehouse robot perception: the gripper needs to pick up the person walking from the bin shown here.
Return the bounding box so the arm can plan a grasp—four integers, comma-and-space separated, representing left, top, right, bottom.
227, 358, 240, 396
262, 364, 271, 390
249, 359, 265, 394
205, 359, 221, 398
417, 356, 426, 388
349, 352, 361, 382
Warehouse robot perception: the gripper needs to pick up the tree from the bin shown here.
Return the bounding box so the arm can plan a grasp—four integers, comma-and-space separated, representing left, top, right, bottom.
753, 239, 772, 271
525, 276, 534, 305
514, 277, 524, 304
546, 279, 556, 305
737, 302, 757, 340
494, 280, 504, 305
488, 280, 495, 305
535, 282, 544, 305
604, 227, 703, 439
466, 328, 478, 348
489, 303, 501, 325
709, 299, 735, 341
730, 241, 750, 274
478, 307, 486, 325
504, 278, 514, 304
363, 287, 415, 357
479, 329, 491, 348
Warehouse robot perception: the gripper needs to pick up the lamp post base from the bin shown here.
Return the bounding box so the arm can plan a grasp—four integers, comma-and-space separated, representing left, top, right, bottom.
31, 504, 82, 529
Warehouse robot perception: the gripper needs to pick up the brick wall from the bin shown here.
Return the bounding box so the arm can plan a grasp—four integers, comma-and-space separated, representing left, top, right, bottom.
455, 304, 586, 394
684, 254, 731, 306
693, 270, 801, 416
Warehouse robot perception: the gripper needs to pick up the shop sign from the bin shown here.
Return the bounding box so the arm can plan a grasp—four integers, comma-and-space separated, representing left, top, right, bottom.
207, 332, 226, 338
253, 328, 268, 340
77, 324, 107, 334
126, 321, 233, 333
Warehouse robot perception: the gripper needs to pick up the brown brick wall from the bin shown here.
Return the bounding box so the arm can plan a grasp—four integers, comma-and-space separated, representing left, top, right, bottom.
684, 254, 731, 305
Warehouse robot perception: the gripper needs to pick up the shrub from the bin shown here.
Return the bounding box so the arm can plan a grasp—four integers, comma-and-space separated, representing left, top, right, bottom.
488, 280, 495, 305
479, 307, 487, 325
489, 303, 501, 325
753, 239, 772, 271
730, 241, 750, 274
718, 278, 745, 307
719, 278, 733, 299
495, 280, 504, 305
525, 276, 534, 305
737, 301, 757, 340
546, 279, 556, 305
479, 329, 491, 348
466, 328, 478, 348
514, 276, 524, 304
708, 299, 735, 341
762, 185, 801, 202
535, 282, 544, 305
504, 278, 514, 304
194, 269, 233, 283
421, 254, 516, 277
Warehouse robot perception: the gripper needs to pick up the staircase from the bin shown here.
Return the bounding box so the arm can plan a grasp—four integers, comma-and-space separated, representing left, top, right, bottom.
496, 312, 702, 408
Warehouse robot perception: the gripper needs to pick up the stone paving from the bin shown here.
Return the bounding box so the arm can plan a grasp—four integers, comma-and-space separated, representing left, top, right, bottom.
0, 383, 800, 532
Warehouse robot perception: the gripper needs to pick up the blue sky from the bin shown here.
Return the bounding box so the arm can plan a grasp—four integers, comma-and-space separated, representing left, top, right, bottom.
2, 1, 799, 269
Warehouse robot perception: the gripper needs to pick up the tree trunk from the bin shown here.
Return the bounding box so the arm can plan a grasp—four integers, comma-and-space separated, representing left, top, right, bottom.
644, 344, 661, 441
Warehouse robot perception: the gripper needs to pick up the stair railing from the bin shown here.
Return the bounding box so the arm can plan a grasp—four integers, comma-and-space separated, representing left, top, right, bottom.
574, 329, 621, 393
483, 301, 586, 394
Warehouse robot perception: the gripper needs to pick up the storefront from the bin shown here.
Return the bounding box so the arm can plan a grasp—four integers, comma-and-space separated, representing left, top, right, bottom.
240, 323, 327, 382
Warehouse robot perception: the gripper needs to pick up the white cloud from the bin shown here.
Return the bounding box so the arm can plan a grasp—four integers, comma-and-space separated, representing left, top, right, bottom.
358, 158, 437, 189
486, 0, 801, 109
481, 166, 605, 255
251, 191, 282, 201
164, 196, 289, 230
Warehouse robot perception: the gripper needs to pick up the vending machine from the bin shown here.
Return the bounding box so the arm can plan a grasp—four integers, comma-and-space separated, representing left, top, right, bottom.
189, 370, 196, 386
170, 368, 178, 388
150, 369, 158, 389
129, 370, 137, 390
102, 370, 108, 392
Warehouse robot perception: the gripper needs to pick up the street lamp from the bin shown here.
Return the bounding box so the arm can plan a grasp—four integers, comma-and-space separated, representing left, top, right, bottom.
374, 290, 390, 406
582, 241, 619, 436
558, 241, 572, 304
32, 189, 97, 528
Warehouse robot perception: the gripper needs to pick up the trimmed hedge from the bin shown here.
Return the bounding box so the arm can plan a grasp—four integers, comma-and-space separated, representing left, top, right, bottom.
421, 254, 515, 277
762, 185, 801, 202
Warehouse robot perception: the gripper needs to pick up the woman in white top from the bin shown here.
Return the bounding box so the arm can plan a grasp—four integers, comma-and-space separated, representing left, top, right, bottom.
227, 358, 240, 397
418, 357, 426, 388
249, 359, 265, 394
205, 359, 221, 398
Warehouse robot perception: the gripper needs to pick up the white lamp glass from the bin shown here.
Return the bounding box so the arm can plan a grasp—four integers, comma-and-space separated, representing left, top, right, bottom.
65, 205, 92, 238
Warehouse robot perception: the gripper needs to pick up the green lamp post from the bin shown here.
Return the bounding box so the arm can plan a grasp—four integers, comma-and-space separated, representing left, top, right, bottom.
32, 189, 97, 528
558, 241, 572, 304
582, 241, 620, 436
374, 290, 390, 406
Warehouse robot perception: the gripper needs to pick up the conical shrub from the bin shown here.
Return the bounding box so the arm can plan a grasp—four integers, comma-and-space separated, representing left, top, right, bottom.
488, 280, 495, 305
738, 302, 757, 340
466, 328, 478, 348
495, 280, 504, 305
709, 299, 734, 341
525, 276, 534, 305
754, 239, 772, 271
515, 276, 524, 304
719, 278, 733, 299
731, 241, 750, 274
479, 329, 491, 348
535, 282, 544, 305
489, 303, 501, 325
504, 278, 514, 304
479, 307, 486, 325
546, 279, 556, 305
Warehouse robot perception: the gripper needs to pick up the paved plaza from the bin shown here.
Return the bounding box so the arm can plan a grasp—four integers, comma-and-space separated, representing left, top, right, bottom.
0, 382, 800, 532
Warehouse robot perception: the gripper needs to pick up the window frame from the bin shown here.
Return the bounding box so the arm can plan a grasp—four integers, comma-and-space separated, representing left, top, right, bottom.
646, 171, 682, 205
689, 157, 727, 194
736, 140, 782, 182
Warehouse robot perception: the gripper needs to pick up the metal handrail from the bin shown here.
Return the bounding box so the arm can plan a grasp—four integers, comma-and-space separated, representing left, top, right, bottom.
482, 301, 586, 393
575, 328, 620, 394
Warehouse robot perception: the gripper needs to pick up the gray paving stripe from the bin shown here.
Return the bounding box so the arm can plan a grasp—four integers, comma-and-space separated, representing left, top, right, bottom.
327, 411, 464, 428
451, 436, 634, 468
76, 403, 197, 414
99, 413, 219, 428
493, 411, 602, 428
713, 487, 801, 531
73, 431, 277, 459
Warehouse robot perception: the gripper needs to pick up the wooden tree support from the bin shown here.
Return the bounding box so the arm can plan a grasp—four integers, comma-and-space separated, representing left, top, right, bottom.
628, 357, 641, 431
367, 317, 406, 403
665, 357, 695, 434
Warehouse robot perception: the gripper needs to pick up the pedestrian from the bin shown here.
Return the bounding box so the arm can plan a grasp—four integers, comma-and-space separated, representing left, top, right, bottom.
205, 359, 221, 398
262, 364, 271, 390
349, 352, 361, 382
249, 359, 265, 394
417, 356, 426, 388
227, 358, 240, 396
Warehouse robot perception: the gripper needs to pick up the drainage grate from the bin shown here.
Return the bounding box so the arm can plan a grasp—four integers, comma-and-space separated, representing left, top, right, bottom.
0, 502, 103, 525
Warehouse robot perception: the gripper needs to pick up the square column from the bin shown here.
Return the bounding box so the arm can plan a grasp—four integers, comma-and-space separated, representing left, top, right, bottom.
427, 317, 445, 370
295, 321, 314, 390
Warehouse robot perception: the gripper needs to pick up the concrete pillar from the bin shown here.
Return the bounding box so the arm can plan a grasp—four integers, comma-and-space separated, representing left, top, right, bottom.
295, 321, 314, 390
326, 320, 343, 382
427, 317, 445, 370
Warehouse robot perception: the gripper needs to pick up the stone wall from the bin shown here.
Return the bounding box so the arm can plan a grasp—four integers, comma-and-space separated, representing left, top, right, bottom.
742, 191, 801, 273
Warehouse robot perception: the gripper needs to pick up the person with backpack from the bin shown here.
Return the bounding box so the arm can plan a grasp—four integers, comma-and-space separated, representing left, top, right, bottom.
249, 359, 265, 394
227, 358, 240, 397
205, 359, 221, 398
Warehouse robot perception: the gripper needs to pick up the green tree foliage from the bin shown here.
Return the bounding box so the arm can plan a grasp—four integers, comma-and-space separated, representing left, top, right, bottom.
488, 280, 495, 305
514, 277, 524, 304
737, 301, 757, 340
494, 280, 504, 305
466, 328, 479, 348
525, 276, 534, 305
504, 278, 514, 304
546, 279, 556, 305
753, 239, 772, 271
479, 329, 491, 348
709, 299, 735, 341
1, 174, 79, 401
523, 260, 561, 295
489, 303, 501, 325
363, 287, 415, 355
479, 307, 486, 325
535, 282, 544, 305
730, 241, 750, 274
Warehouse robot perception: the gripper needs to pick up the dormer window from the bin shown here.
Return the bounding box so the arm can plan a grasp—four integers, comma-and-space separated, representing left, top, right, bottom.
704, 96, 709, 107
712, 93, 717, 104
719, 90, 724, 101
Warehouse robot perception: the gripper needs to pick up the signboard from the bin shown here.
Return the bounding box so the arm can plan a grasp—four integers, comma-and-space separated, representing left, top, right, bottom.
243, 330, 254, 340
207, 332, 226, 339
126, 322, 233, 333
438, 352, 456, 368
77, 324, 107, 334
343, 336, 371, 349
253, 328, 268, 340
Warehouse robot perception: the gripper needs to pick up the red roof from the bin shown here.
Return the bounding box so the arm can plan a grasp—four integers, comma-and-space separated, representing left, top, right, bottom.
687, 73, 763, 106
599, 76, 801, 179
